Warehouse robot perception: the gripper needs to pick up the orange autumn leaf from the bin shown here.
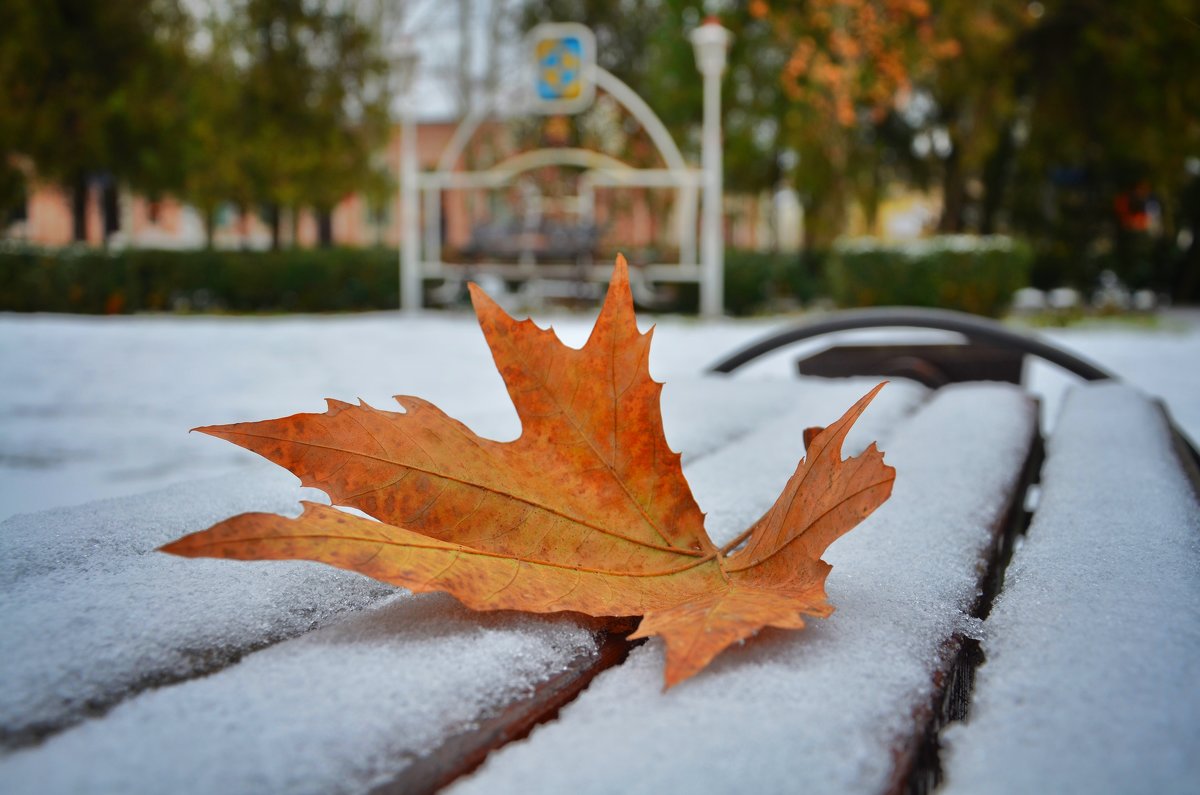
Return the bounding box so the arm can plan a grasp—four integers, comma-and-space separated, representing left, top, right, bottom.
162, 256, 894, 688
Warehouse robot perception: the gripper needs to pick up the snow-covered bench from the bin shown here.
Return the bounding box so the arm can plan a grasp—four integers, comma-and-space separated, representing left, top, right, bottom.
1, 375, 1196, 794
940, 384, 1200, 794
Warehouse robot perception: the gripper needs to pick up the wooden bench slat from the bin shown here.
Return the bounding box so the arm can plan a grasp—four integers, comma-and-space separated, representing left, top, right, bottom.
0, 378, 924, 794
0, 469, 395, 748
0, 376, 840, 748
447, 384, 1037, 795
940, 384, 1200, 794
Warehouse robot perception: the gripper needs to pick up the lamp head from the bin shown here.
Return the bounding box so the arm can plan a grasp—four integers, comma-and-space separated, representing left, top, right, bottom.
689, 17, 731, 77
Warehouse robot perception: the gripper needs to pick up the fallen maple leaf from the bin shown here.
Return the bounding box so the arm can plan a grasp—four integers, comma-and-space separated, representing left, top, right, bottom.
162, 255, 894, 687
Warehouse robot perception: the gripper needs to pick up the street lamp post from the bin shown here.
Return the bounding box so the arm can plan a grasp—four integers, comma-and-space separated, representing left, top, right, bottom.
394, 41, 421, 312
690, 18, 731, 319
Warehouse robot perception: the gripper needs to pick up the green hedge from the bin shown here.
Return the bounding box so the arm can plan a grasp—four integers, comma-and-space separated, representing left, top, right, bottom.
827, 236, 1032, 317
0, 245, 831, 316
0, 246, 400, 314
0, 240, 1033, 317
724, 249, 827, 315
662, 249, 825, 316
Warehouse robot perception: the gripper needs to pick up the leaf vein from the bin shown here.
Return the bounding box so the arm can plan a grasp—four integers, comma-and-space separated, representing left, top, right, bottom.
214, 430, 703, 557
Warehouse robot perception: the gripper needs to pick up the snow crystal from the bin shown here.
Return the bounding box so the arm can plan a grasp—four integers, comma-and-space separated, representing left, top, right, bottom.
940, 384, 1200, 794
0, 594, 597, 795
0, 375, 925, 792
449, 384, 1036, 795
0, 313, 794, 521
4, 311, 1199, 521
0, 468, 395, 744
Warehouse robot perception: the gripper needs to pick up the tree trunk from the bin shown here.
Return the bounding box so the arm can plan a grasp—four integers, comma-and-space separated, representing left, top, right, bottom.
203, 205, 216, 249
1176, 178, 1200, 300
317, 209, 333, 248
101, 180, 120, 246
939, 146, 965, 233
804, 191, 847, 251
266, 203, 281, 251
858, 160, 883, 237
238, 205, 251, 250
980, 124, 1016, 235
71, 174, 88, 243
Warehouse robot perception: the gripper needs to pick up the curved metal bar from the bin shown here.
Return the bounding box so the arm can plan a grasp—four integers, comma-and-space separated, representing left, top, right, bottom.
592, 68, 688, 172
708, 306, 1200, 474
486, 148, 635, 179
707, 306, 1114, 381
435, 95, 502, 174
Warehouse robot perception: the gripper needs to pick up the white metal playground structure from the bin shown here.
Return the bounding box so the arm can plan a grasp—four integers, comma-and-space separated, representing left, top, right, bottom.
396, 20, 732, 316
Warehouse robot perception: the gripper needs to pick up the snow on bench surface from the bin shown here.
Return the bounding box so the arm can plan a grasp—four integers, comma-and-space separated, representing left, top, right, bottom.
0, 374, 848, 745
448, 384, 1037, 795
941, 383, 1200, 795
0, 377, 925, 794
0, 468, 396, 746
0, 313, 781, 522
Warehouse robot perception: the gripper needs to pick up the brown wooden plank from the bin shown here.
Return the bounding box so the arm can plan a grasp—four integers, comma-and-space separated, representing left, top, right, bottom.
371, 620, 642, 795
884, 421, 1043, 795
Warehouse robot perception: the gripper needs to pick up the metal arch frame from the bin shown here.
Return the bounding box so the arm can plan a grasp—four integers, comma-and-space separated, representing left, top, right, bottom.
591, 69, 688, 172
411, 65, 703, 292
707, 307, 1113, 380
416, 151, 703, 279
433, 69, 689, 175
426, 148, 634, 189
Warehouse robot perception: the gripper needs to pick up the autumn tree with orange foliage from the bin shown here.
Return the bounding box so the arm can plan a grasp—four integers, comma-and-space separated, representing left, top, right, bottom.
748, 0, 965, 244
522, 0, 1200, 298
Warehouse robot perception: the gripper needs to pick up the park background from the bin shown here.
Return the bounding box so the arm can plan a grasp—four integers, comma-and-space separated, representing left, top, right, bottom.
1, 0, 1198, 316
1, 7, 1199, 792
1, 0, 1199, 521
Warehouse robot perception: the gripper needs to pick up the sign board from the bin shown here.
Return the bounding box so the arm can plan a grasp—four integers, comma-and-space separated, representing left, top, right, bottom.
528, 23, 595, 115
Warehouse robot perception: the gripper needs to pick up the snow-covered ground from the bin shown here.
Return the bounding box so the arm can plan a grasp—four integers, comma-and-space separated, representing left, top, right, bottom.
1, 307, 1198, 523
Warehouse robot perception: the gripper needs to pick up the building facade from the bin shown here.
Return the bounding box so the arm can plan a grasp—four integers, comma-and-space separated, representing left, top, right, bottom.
5, 121, 803, 256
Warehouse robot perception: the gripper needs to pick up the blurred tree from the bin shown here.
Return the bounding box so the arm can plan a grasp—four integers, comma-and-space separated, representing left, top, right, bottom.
0, 0, 390, 249
1005, 0, 1200, 292
902, 0, 1200, 292
749, 0, 964, 245
0, 0, 192, 241
175, 16, 253, 248
518, 1, 958, 245
919, 1, 1030, 234
226, 0, 390, 249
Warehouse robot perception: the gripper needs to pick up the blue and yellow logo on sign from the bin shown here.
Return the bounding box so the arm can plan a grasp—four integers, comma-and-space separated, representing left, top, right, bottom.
528, 23, 594, 113
536, 36, 584, 101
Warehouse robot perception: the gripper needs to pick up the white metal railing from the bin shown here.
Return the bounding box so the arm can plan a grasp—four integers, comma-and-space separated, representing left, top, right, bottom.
401, 25, 729, 314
